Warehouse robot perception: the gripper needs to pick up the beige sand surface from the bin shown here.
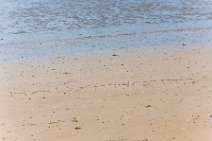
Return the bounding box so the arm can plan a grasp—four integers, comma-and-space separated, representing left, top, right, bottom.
0, 46, 212, 141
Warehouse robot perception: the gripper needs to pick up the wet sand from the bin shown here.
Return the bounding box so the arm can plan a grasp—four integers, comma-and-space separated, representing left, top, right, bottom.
0, 46, 212, 141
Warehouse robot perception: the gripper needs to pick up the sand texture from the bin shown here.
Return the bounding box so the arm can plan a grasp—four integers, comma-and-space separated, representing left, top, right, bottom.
0, 46, 212, 141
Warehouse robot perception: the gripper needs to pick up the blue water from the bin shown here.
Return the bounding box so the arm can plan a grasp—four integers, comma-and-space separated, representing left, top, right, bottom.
0, 0, 212, 63
1, 0, 212, 34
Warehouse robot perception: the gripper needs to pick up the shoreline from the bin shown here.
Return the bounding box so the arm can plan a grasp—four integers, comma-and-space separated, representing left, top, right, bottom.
1, 19, 212, 45
1, 24, 212, 65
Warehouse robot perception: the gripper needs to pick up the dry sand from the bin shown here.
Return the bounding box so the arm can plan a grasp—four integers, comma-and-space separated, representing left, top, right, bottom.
0, 46, 212, 141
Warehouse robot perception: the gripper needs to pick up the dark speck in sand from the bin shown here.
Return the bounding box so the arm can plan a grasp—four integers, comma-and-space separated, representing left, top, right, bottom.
209, 115, 212, 118
63, 72, 71, 75
112, 54, 118, 56
72, 117, 78, 122
75, 126, 81, 130
146, 105, 151, 108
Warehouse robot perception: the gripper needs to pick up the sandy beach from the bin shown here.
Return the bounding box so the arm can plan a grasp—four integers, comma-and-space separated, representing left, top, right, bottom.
1, 0, 212, 140
0, 45, 212, 141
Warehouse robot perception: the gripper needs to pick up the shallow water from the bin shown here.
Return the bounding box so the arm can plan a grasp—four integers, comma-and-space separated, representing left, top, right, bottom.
1, 0, 212, 35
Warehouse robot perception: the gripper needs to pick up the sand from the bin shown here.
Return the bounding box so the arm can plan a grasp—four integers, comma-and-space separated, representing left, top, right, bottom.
0, 46, 212, 141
